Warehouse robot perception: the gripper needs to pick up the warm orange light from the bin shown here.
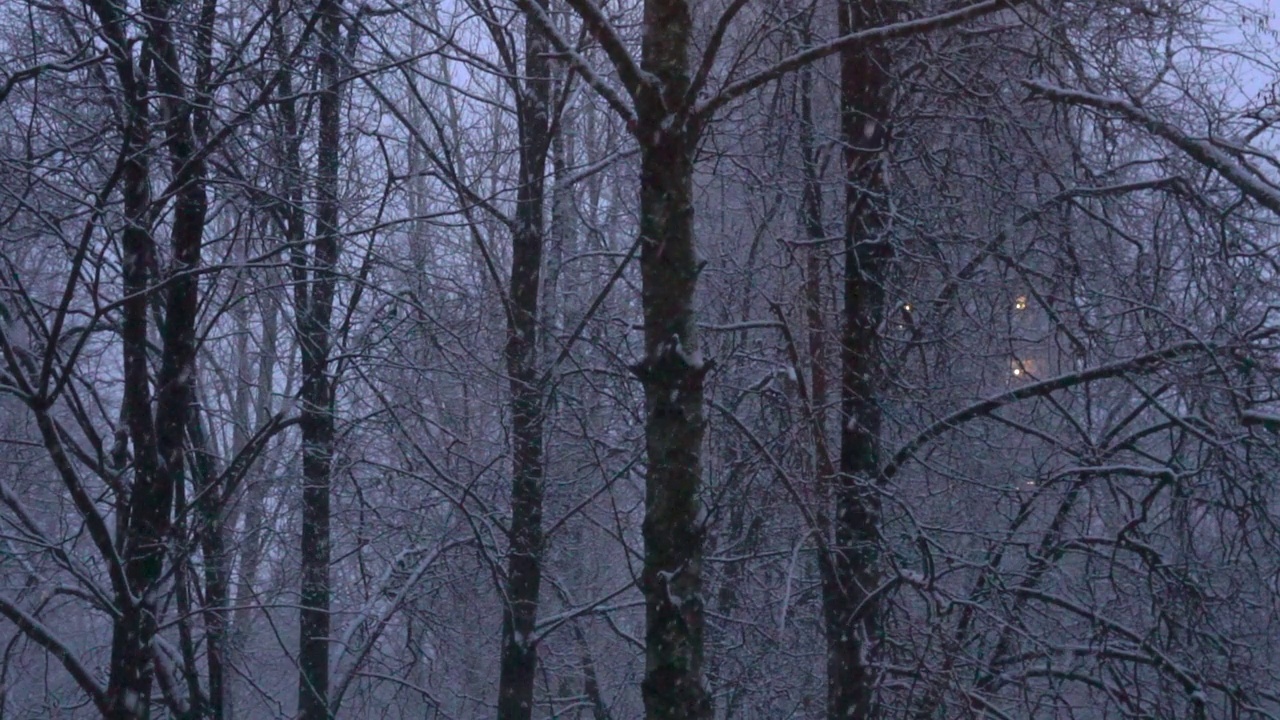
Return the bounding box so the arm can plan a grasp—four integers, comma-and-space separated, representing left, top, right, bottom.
1015, 296, 1028, 311
902, 303, 912, 312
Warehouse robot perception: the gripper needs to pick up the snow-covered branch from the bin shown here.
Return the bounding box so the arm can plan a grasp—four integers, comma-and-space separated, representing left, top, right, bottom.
883, 340, 1218, 483
1024, 80, 1280, 217
694, 0, 1023, 122
0, 595, 109, 715
511, 0, 637, 122
330, 539, 465, 713
556, 0, 653, 101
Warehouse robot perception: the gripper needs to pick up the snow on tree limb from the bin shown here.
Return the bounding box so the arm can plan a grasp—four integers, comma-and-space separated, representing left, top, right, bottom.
882, 339, 1223, 483
693, 0, 1024, 122
0, 595, 110, 715
510, 0, 637, 123
685, 0, 751, 109
330, 540, 466, 714
556, 0, 655, 102
1024, 80, 1280, 217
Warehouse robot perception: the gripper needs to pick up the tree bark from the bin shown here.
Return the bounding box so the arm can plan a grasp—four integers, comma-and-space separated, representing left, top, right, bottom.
107, 28, 162, 715
798, 31, 831, 479
631, 3, 713, 718
84, 0, 210, 712
189, 400, 229, 719
296, 0, 342, 716
824, 1, 894, 718
497, 3, 552, 718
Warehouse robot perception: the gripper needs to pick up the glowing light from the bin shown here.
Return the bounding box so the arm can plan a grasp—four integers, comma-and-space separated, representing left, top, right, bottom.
1011, 358, 1029, 377
902, 303, 912, 312
1014, 296, 1028, 311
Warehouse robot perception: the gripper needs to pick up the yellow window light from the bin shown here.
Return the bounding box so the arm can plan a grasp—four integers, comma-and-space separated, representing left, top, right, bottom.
1014, 295, 1028, 311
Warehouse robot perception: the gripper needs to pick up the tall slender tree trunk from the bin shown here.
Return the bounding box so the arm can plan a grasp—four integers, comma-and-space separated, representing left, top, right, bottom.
544, 70, 576, 346
188, 399, 230, 719
631, 3, 713, 718
824, 1, 894, 718
106, 21, 162, 711
85, 0, 210, 712
798, 40, 831, 473
497, 4, 552, 718
230, 287, 281, 709
297, 0, 342, 715
197, 271, 256, 720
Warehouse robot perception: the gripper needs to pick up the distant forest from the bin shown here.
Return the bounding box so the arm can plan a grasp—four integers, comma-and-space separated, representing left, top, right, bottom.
1, 0, 1280, 717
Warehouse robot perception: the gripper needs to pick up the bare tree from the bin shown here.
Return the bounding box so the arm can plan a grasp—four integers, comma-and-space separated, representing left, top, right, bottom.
0, 0, 1278, 717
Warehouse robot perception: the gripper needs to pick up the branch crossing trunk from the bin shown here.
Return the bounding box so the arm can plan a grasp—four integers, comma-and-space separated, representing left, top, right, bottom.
296, 0, 342, 716
497, 2, 552, 718
824, 1, 894, 718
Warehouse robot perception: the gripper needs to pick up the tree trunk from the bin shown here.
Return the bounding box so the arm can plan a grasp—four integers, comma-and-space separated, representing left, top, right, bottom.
107, 36, 162, 715
189, 400, 230, 719
88, 0, 210, 711
798, 34, 831, 480
497, 3, 552, 719
229, 287, 281, 713
824, 1, 894, 718
297, 0, 342, 716
632, 3, 713, 718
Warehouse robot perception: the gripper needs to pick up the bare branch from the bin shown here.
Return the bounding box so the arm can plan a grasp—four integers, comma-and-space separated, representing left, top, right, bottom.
511, 0, 637, 122
694, 0, 1023, 122
0, 595, 109, 716
557, 0, 651, 100
1024, 80, 1280, 217
684, 0, 751, 110
883, 340, 1221, 483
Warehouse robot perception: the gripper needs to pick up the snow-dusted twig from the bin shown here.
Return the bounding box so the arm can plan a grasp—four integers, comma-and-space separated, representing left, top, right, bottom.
330, 539, 466, 713
777, 529, 816, 631
1024, 80, 1280, 217
511, 0, 637, 123
0, 594, 108, 715
883, 340, 1219, 483
695, 1, 1024, 122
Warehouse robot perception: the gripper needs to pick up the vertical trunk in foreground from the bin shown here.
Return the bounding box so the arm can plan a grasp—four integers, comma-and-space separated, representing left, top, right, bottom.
496, 3, 551, 718
825, 1, 894, 718
106, 17, 162, 708
297, 0, 342, 716
88, 0, 209, 712
632, 3, 713, 718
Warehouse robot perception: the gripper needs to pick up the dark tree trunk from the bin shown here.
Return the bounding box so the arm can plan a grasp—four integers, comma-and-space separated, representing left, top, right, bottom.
82, 0, 210, 712
296, 0, 342, 716
523, 4, 995, 719
108, 46, 162, 719
824, 1, 894, 719
189, 0, 226, 710
798, 38, 831, 475
188, 403, 230, 719
631, 3, 713, 718
497, 3, 552, 718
